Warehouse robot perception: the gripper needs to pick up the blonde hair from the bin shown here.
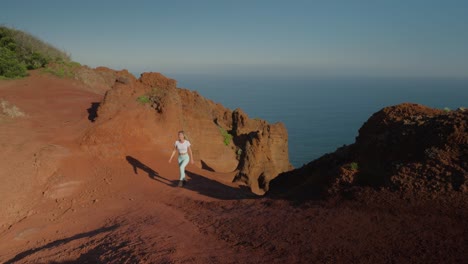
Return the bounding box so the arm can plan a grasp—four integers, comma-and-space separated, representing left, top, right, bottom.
178, 130, 186, 139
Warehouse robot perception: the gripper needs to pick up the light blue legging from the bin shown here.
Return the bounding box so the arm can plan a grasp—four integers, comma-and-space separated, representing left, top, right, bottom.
178, 154, 190, 181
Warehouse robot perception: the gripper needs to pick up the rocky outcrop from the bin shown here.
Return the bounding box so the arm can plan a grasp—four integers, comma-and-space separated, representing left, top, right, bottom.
73, 66, 135, 94
269, 103, 468, 200
231, 109, 292, 193
81, 71, 292, 194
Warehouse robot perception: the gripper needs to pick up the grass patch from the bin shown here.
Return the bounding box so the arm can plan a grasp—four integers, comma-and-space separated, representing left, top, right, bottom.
136, 88, 167, 112
349, 162, 359, 171
219, 127, 233, 146
136, 95, 150, 104
236, 148, 243, 159
0, 75, 22, 80
41, 60, 81, 78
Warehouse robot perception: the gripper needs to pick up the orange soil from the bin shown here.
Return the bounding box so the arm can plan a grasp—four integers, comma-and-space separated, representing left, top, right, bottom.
0, 73, 252, 263
0, 72, 466, 263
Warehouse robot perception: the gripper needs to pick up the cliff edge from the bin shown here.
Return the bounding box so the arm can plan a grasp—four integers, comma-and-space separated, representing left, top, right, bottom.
81, 71, 292, 194
269, 103, 467, 200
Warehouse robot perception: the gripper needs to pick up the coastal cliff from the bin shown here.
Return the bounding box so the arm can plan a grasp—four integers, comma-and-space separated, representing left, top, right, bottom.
269, 103, 467, 200
1, 71, 466, 263
81, 70, 292, 194
2, 25, 467, 263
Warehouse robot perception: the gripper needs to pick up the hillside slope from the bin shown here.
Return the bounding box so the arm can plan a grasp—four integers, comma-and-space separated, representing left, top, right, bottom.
0, 72, 466, 263
0, 26, 70, 78
81, 71, 292, 194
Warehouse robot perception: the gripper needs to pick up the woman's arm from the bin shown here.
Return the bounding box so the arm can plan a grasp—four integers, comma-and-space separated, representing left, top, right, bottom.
168, 147, 176, 163
188, 146, 194, 164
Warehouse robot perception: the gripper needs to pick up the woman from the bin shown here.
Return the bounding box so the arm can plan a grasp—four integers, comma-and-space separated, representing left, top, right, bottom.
168, 131, 194, 187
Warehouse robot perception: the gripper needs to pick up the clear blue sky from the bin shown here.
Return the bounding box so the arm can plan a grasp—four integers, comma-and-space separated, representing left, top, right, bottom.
2, 0, 468, 78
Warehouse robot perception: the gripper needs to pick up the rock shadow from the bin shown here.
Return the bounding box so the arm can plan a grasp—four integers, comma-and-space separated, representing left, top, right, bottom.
184, 170, 256, 200
87, 102, 100, 122
200, 160, 216, 172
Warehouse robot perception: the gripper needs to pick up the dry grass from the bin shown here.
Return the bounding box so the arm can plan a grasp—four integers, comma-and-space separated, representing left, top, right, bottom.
8, 26, 70, 63
42, 60, 81, 78
0, 99, 25, 118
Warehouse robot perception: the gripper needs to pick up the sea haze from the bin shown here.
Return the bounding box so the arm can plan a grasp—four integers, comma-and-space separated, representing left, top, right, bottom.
158, 74, 468, 168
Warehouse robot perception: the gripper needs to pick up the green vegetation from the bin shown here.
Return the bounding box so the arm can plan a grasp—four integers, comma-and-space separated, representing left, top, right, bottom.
349, 162, 359, 171
0, 46, 27, 78
41, 60, 81, 78
219, 127, 233, 146
0, 26, 71, 79
236, 148, 243, 159
136, 95, 150, 104
443, 107, 451, 112
136, 88, 166, 113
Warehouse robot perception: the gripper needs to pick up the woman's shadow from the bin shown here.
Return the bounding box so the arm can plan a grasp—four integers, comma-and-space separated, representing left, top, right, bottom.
125, 156, 177, 186
125, 156, 255, 200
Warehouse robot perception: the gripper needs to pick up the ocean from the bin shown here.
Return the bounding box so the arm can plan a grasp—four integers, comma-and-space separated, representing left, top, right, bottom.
165, 74, 468, 168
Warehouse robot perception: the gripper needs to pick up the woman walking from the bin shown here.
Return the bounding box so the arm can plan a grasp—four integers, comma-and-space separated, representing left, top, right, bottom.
168, 131, 194, 187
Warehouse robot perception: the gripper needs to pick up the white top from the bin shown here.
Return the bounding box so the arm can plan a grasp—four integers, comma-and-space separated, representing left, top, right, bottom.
175, 140, 191, 154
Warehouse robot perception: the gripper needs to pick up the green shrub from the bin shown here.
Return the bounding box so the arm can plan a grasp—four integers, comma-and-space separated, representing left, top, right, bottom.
219, 127, 233, 146
443, 107, 451, 113
349, 162, 359, 171
41, 60, 81, 78
0, 46, 28, 78
0, 26, 70, 79
236, 148, 243, 159
9, 26, 70, 63
24, 51, 49, 69
68, 61, 81, 68
136, 95, 150, 104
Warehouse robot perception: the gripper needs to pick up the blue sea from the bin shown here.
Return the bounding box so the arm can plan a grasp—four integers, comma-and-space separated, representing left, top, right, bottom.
165, 74, 468, 168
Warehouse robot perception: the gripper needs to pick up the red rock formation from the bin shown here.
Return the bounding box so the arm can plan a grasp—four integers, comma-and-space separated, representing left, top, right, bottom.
81, 71, 292, 194
269, 103, 468, 200
231, 109, 292, 193
73, 66, 135, 94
